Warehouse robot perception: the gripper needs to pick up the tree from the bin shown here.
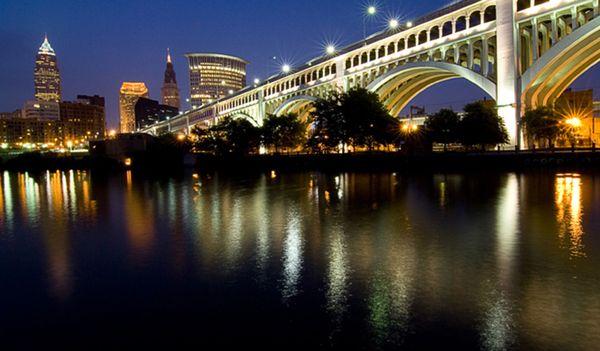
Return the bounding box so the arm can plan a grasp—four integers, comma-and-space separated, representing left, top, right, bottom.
192, 117, 260, 156
424, 109, 460, 150
261, 113, 307, 153
341, 88, 398, 150
308, 88, 398, 152
521, 107, 563, 148
308, 91, 347, 152
459, 101, 509, 149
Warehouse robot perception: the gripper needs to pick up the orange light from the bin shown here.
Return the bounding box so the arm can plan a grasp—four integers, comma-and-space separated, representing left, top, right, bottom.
124, 158, 132, 167
177, 134, 186, 141
565, 117, 582, 128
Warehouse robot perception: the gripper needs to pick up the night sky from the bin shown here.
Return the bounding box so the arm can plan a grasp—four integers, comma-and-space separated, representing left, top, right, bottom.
1, 0, 598, 129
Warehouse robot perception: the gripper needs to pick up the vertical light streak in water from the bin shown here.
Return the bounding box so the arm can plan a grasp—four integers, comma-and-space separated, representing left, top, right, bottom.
282, 206, 303, 300
255, 177, 270, 273
555, 174, 585, 258
496, 173, 520, 285
326, 225, 349, 317
124, 171, 155, 263
482, 174, 519, 350
43, 170, 72, 299
24, 172, 40, 220
225, 198, 243, 268
0, 172, 13, 231
68, 170, 76, 215
481, 294, 513, 351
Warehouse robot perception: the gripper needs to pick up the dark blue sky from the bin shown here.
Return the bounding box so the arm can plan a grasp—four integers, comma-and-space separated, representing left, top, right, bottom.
1, 0, 598, 128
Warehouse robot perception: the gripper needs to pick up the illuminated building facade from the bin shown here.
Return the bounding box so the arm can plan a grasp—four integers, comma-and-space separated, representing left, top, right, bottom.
22, 100, 60, 120
185, 53, 248, 109
34, 35, 62, 102
0, 117, 62, 145
119, 82, 149, 133
134, 97, 179, 130
161, 49, 181, 110
60, 95, 106, 143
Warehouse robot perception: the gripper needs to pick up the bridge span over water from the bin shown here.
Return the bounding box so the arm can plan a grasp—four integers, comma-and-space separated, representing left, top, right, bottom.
141, 0, 600, 148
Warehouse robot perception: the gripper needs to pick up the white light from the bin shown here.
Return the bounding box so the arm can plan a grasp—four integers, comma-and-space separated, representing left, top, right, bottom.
228, 89, 234, 95
221, 80, 226, 85
254, 78, 260, 85
326, 45, 336, 55
389, 19, 399, 29
406, 21, 413, 28
367, 6, 376, 15
282, 64, 291, 73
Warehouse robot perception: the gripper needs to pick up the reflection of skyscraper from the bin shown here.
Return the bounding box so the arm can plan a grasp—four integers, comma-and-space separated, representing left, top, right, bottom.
185, 53, 248, 109
161, 49, 181, 110
119, 82, 148, 133
34, 35, 62, 102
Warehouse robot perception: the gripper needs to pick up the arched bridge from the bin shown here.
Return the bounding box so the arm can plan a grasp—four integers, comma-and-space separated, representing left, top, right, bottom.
141, 0, 600, 148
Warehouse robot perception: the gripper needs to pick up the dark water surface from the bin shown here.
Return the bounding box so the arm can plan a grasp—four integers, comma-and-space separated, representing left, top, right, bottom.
0, 170, 599, 349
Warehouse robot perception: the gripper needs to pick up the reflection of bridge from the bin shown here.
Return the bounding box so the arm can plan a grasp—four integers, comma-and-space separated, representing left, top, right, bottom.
141, 0, 600, 148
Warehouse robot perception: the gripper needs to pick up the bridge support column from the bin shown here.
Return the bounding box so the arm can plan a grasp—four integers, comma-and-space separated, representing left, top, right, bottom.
482, 36, 490, 77
496, 0, 521, 148
595, 0, 599, 16
531, 18, 539, 61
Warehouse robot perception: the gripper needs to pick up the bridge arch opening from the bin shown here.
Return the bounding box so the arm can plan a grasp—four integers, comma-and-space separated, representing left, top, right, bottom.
273, 95, 317, 123
521, 17, 600, 109
367, 62, 497, 117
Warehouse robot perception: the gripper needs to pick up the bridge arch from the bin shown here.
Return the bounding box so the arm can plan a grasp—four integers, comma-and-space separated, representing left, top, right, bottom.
230, 112, 261, 127
273, 95, 317, 120
521, 16, 600, 109
367, 61, 497, 116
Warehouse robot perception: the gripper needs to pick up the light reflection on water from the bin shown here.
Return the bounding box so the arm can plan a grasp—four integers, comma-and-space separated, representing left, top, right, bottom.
0, 170, 599, 349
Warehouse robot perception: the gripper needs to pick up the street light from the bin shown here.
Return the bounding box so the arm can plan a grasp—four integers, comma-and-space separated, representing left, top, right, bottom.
364, 5, 377, 43
282, 64, 291, 73
389, 19, 399, 30
406, 21, 413, 28
253, 78, 260, 85
565, 117, 582, 128
326, 44, 336, 55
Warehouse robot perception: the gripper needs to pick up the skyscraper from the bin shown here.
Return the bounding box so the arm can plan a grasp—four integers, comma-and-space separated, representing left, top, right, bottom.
161, 49, 181, 110
185, 53, 248, 109
34, 35, 62, 102
119, 82, 148, 133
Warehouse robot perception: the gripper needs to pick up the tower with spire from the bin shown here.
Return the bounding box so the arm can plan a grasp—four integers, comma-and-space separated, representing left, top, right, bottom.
161, 48, 181, 110
34, 34, 62, 102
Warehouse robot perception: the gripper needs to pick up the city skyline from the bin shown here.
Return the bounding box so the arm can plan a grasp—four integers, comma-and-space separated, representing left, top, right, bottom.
1, 0, 599, 130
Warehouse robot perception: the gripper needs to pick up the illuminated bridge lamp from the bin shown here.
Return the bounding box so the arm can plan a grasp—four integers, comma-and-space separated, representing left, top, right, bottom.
282, 64, 291, 74
367, 6, 376, 15
389, 19, 399, 30
326, 45, 336, 55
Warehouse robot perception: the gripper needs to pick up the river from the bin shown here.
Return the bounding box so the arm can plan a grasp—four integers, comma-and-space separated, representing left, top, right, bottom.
0, 170, 598, 349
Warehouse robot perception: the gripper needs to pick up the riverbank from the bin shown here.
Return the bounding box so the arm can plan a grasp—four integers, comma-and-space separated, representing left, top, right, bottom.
0, 152, 122, 172
195, 150, 600, 172
3, 149, 600, 172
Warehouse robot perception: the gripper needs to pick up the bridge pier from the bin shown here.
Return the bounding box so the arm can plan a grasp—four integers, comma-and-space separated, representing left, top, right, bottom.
496, 0, 521, 148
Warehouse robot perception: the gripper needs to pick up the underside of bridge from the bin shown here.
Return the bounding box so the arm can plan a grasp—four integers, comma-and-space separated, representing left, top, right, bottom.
366, 62, 498, 117
522, 16, 600, 109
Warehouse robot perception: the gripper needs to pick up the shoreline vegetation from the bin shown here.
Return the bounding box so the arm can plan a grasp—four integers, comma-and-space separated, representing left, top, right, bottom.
3, 88, 596, 173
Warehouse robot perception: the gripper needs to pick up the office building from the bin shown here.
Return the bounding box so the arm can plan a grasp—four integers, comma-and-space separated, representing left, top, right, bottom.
119, 82, 148, 133
185, 53, 248, 109
134, 97, 179, 130
161, 49, 181, 110
34, 35, 62, 102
